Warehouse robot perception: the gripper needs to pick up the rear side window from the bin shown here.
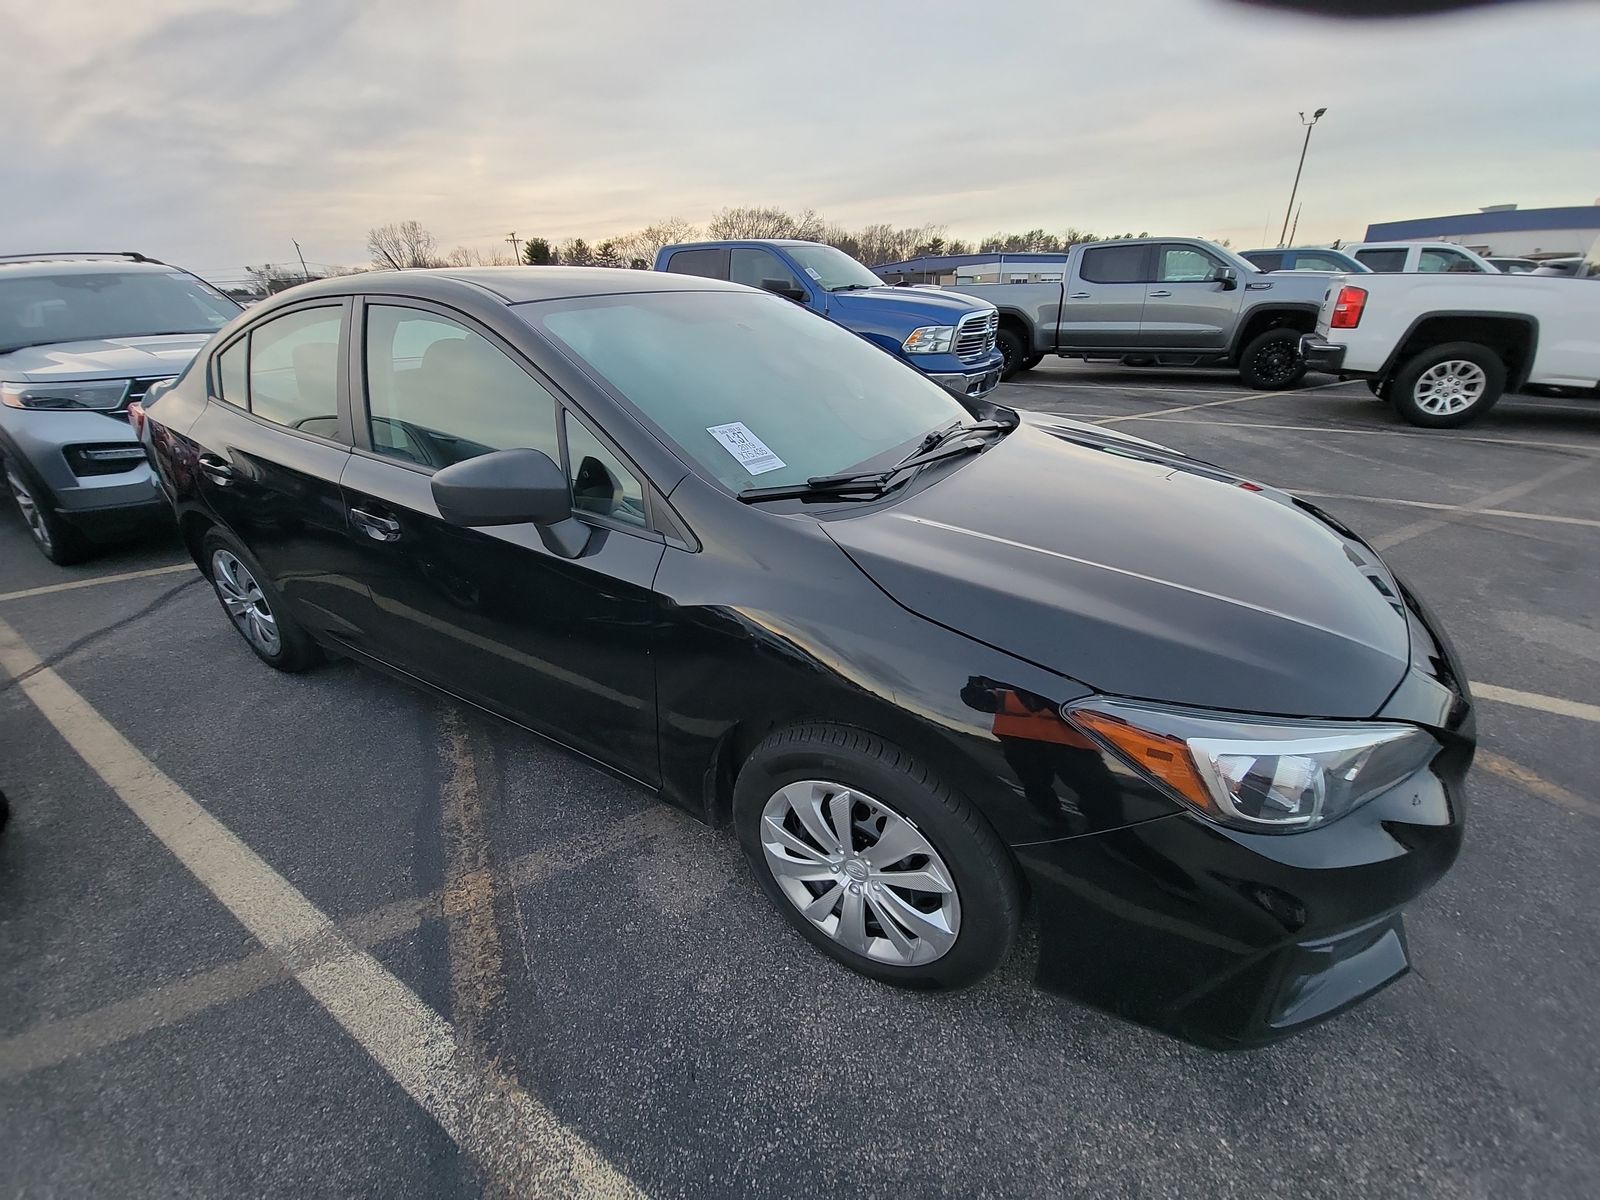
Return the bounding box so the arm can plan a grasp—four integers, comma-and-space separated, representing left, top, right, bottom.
247, 307, 343, 433
1080, 245, 1149, 284
1355, 248, 1407, 272
663, 249, 728, 279
1245, 252, 1284, 272
215, 338, 248, 407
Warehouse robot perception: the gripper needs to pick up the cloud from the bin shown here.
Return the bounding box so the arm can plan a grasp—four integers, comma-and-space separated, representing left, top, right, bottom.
3, 0, 1596, 278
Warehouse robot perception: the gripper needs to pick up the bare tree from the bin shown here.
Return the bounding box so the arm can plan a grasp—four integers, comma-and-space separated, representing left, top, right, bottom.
707, 206, 826, 241
367, 220, 441, 270
443, 246, 515, 267
612, 217, 700, 268
244, 263, 307, 296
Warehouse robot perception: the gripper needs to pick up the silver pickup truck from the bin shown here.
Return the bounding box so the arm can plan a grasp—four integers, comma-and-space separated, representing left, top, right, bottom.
948, 237, 1331, 389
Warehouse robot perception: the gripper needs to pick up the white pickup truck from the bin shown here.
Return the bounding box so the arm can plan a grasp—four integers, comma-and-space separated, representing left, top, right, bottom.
1302, 241, 1600, 427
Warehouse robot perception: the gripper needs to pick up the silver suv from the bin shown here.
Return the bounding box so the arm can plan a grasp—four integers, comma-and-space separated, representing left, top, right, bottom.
0, 252, 238, 563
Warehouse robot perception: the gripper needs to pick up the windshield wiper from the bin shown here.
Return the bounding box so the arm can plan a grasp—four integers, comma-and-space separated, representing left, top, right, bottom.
829, 283, 877, 292
738, 433, 998, 504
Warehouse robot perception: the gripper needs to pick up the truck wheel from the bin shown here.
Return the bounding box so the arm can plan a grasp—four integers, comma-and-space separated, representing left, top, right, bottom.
996, 328, 1026, 379
1022, 354, 1044, 371
1390, 342, 1506, 428
1237, 328, 1307, 390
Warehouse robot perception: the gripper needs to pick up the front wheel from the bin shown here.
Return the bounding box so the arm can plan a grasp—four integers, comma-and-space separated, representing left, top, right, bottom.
1237, 328, 1307, 390
4, 459, 92, 565
734, 724, 1020, 990
995, 327, 1027, 379
1390, 342, 1506, 428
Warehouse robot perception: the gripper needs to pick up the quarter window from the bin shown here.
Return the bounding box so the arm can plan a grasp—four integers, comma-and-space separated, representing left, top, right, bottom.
564, 412, 647, 528
1079, 245, 1149, 284
215, 338, 248, 407
1157, 246, 1221, 283
246, 307, 342, 433
363, 305, 559, 469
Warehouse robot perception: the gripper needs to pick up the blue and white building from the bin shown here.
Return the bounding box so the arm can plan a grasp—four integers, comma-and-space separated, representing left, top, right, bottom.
1364, 204, 1600, 261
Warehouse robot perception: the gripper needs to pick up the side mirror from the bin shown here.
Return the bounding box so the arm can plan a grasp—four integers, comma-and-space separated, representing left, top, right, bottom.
1213, 267, 1239, 290
430, 447, 589, 558
761, 278, 808, 303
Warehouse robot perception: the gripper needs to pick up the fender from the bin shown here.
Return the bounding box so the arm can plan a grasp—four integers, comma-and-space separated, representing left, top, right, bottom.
1227, 302, 1323, 361
1377, 309, 1541, 390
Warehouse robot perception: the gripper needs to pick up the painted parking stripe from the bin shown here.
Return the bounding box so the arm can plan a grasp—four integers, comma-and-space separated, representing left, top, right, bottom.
0, 562, 194, 604
1294, 492, 1600, 531
0, 615, 642, 1199
1368, 457, 1594, 550
1472, 683, 1600, 725
1478, 752, 1600, 818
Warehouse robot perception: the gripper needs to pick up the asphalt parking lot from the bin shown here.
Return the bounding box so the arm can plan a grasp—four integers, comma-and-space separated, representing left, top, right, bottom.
3, 361, 1598, 1199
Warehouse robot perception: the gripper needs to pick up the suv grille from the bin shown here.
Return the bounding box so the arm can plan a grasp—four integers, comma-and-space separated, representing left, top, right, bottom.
123, 377, 168, 409
953, 311, 998, 363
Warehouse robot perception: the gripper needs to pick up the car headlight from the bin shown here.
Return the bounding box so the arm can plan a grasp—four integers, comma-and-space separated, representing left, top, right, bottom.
1064, 698, 1439, 833
1, 380, 131, 411
902, 326, 955, 354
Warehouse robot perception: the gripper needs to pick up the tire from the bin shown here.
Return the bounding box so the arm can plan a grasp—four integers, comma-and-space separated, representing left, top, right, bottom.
1237, 328, 1308, 390
1390, 342, 1506, 429
1021, 354, 1044, 372
1120, 355, 1156, 367
734, 723, 1020, 990
3, 457, 93, 565
995, 327, 1027, 379
200, 527, 320, 671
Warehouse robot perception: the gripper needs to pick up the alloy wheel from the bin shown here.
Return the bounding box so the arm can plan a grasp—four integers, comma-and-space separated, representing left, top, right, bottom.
1251, 340, 1299, 387
759, 780, 961, 966
5, 465, 52, 555
1413, 360, 1487, 416
210, 548, 281, 656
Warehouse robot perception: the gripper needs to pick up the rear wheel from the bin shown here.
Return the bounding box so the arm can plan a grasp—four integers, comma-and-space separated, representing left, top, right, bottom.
1021, 354, 1044, 372
1390, 342, 1505, 428
1237, 328, 1307, 390
4, 458, 92, 565
201, 527, 320, 671
995, 327, 1027, 379
734, 724, 1019, 990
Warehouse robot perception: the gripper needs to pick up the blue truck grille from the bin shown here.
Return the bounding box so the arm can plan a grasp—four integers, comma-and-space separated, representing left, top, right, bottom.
954, 311, 998, 363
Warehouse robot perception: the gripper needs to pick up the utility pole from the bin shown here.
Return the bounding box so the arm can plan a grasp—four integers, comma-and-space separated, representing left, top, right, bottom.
1278, 108, 1326, 247
507, 231, 521, 264
1288, 204, 1302, 246
293, 239, 310, 281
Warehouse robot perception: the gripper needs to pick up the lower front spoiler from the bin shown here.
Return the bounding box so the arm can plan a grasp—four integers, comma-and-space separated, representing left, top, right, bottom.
927, 367, 1002, 398
1014, 799, 1460, 1049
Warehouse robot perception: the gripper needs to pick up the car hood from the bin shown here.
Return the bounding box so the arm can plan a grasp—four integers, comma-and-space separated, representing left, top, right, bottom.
822, 418, 1412, 718
2, 334, 211, 381
825, 287, 993, 325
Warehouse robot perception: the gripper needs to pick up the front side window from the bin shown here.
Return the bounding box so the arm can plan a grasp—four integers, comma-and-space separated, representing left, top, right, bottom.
1418, 248, 1462, 273
730, 248, 805, 294
215, 338, 248, 407
0, 268, 238, 355
1157, 246, 1221, 283
364, 305, 558, 469
1080, 245, 1149, 284
565, 412, 647, 527
247, 307, 342, 433
1355, 248, 1407, 272
527, 290, 969, 493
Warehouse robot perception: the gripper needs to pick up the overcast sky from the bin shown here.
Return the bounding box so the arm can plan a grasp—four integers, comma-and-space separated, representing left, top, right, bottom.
6, 0, 1597, 282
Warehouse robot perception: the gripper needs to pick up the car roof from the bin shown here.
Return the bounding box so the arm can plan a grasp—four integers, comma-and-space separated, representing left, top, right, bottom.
0, 259, 180, 280
661, 239, 825, 252
275, 266, 746, 306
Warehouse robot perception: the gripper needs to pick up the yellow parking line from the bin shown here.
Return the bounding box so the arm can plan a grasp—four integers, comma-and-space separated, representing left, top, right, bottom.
1473, 683, 1600, 725
0, 615, 642, 1199
0, 563, 194, 604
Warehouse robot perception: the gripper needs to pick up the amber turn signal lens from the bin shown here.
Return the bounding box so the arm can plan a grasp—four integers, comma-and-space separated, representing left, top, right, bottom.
1065, 706, 1217, 815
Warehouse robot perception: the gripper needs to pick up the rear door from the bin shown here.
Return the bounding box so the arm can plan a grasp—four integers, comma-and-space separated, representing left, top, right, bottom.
1140, 244, 1242, 350
189, 300, 369, 642
335, 298, 665, 783
1058, 244, 1151, 349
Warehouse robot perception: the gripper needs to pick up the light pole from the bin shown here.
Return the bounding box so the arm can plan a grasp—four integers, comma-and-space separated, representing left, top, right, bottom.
1278, 107, 1326, 247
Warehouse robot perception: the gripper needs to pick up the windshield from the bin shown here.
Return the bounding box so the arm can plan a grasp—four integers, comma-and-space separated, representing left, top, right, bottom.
0, 269, 239, 353
525, 290, 970, 492
782, 244, 887, 292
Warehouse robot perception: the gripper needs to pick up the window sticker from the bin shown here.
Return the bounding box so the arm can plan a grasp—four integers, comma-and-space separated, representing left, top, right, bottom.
707, 421, 786, 476
803, 267, 822, 280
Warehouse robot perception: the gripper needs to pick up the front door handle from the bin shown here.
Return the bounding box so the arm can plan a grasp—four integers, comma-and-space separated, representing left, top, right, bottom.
198, 453, 234, 486
1068, 292, 1091, 299
350, 507, 402, 542
1148, 290, 1173, 298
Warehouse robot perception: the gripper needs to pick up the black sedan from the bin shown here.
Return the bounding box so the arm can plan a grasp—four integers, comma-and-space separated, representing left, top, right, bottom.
137, 267, 1472, 1048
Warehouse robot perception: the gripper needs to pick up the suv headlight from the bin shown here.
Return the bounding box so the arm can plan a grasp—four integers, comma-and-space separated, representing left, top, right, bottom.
1, 380, 131, 411
902, 326, 955, 354
1065, 698, 1439, 833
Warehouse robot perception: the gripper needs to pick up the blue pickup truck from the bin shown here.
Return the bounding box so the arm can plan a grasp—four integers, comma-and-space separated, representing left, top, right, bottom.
655, 239, 1003, 397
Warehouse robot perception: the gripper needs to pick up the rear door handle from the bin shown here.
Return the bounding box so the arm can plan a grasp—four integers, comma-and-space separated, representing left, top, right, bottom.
1068, 292, 1091, 299
198, 453, 234, 486
1148, 290, 1173, 298
350, 507, 402, 542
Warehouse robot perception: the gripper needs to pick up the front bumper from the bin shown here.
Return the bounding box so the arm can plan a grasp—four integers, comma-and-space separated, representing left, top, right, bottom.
1300, 334, 1348, 374
926, 365, 1003, 398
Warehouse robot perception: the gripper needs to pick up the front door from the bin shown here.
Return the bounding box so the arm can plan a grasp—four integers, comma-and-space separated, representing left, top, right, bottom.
1139, 244, 1242, 350
1058, 243, 1151, 349
189, 301, 369, 642
335, 300, 664, 783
